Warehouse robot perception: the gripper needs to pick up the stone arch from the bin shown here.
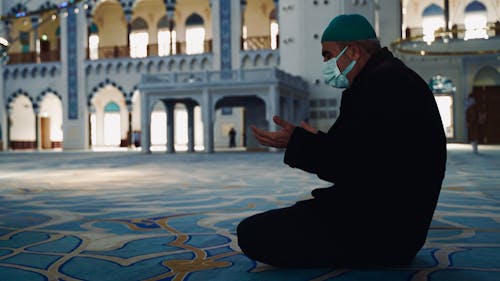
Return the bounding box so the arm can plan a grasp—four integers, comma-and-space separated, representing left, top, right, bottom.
106, 63, 113, 74
12, 68, 19, 79
7, 3, 28, 17
92, 0, 123, 15
136, 61, 143, 72
147, 60, 155, 73
38, 1, 58, 11
168, 60, 176, 71
21, 68, 29, 79
214, 95, 267, 149
190, 58, 198, 71
37, 88, 64, 148
116, 62, 123, 73
179, 59, 187, 71
88, 80, 129, 147
85, 64, 93, 75
126, 61, 134, 73
265, 53, 276, 66
7, 89, 36, 149
7, 89, 34, 110
49, 66, 58, 77
254, 54, 263, 67
96, 63, 103, 75
131, 17, 149, 31
40, 66, 47, 77
88, 79, 128, 106
473, 66, 500, 86
3, 69, 9, 80
157, 60, 165, 72
241, 54, 251, 69
201, 57, 210, 70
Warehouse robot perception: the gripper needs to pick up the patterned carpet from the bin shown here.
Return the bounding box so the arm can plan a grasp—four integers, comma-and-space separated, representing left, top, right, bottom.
0, 144, 499, 281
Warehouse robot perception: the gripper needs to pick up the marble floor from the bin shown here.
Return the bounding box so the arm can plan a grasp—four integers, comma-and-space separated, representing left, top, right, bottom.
0, 143, 499, 281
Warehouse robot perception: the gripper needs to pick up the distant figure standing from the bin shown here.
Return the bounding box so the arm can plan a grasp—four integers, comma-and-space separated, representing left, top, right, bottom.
228, 128, 236, 148
466, 94, 479, 154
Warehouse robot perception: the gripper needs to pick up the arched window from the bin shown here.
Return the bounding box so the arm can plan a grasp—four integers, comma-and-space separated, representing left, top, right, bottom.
422, 4, 444, 43
185, 13, 205, 55
130, 17, 149, 58
88, 23, 99, 60
157, 15, 176, 56
269, 9, 279, 50
464, 1, 488, 40
104, 102, 121, 146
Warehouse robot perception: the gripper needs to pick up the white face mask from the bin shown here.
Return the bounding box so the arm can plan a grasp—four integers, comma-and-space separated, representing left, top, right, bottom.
322, 46, 357, 89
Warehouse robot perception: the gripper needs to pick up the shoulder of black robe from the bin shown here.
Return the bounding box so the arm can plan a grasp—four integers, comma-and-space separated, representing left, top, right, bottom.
284, 47, 446, 189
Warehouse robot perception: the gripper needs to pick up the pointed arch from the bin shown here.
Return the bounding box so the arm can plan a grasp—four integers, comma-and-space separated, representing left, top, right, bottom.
422, 3, 445, 43
88, 79, 128, 105
185, 13, 205, 55
464, 1, 488, 40
474, 66, 500, 86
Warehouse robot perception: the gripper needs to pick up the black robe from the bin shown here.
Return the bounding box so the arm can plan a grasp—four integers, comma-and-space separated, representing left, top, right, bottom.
237, 48, 447, 268
284, 47, 447, 260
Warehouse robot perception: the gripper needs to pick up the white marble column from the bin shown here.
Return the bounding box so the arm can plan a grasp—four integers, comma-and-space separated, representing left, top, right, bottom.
286, 96, 294, 124
267, 85, 280, 132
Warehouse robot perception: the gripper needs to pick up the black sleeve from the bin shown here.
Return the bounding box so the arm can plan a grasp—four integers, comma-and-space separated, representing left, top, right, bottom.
283, 127, 347, 183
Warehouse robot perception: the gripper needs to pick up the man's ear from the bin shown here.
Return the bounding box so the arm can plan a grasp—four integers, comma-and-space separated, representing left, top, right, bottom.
348, 44, 362, 60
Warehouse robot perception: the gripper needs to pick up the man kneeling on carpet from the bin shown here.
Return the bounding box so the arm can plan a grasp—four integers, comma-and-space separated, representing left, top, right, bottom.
236, 14, 447, 268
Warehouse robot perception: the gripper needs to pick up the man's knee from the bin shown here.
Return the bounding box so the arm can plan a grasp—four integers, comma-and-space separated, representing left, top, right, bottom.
236, 215, 264, 260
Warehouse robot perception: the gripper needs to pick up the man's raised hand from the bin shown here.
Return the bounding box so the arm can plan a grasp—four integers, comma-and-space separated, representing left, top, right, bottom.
250, 115, 296, 148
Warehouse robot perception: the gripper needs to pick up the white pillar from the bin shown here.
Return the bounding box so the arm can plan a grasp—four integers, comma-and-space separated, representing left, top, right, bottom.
267, 85, 279, 132
202, 88, 214, 153
96, 109, 104, 146
286, 96, 294, 124
61, 2, 89, 150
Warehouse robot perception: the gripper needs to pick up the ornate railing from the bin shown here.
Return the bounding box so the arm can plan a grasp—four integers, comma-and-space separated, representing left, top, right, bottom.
140, 68, 307, 92
3, 61, 61, 80
84, 53, 213, 76
241, 36, 277, 50
240, 49, 279, 69
393, 24, 500, 56
7, 50, 60, 64
87, 40, 213, 60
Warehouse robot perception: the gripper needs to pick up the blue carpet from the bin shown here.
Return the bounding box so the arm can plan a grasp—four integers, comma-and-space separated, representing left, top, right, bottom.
0, 146, 499, 280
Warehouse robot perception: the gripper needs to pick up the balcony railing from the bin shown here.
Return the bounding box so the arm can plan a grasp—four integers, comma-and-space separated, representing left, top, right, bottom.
140, 68, 307, 92
241, 36, 278, 50
7, 50, 60, 64
87, 40, 213, 60
394, 23, 500, 56
404, 22, 500, 42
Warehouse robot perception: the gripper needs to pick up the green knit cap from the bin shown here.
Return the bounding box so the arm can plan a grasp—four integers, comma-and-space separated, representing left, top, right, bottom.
321, 14, 377, 42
